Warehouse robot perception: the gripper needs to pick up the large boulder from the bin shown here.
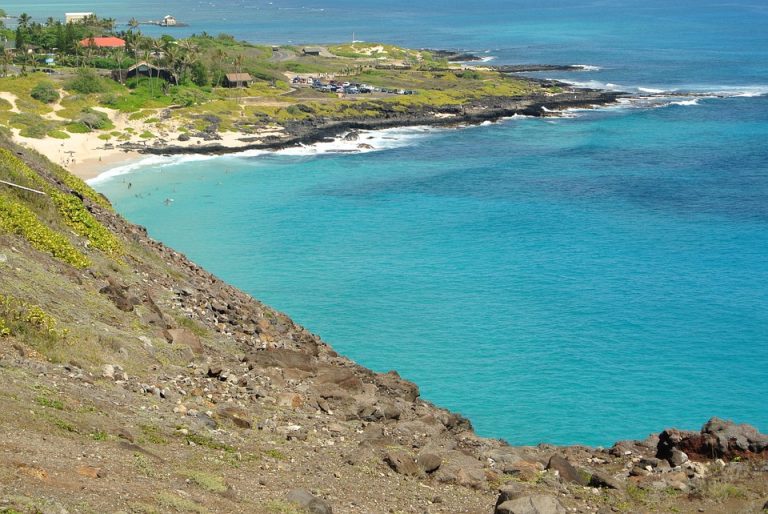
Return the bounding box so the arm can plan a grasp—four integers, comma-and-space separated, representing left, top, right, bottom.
495, 495, 566, 514
416, 452, 442, 473
374, 371, 419, 402
164, 328, 204, 355
99, 281, 140, 312
315, 366, 364, 393
384, 450, 422, 477
546, 455, 589, 486
286, 489, 332, 514
243, 349, 317, 372
433, 450, 487, 488
657, 417, 768, 461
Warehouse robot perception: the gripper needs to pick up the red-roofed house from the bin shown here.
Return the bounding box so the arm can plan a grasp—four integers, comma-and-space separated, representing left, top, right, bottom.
79, 37, 126, 49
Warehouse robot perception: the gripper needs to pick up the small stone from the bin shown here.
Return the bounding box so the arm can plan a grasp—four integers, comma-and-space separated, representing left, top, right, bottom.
668, 449, 688, 467
101, 364, 115, 380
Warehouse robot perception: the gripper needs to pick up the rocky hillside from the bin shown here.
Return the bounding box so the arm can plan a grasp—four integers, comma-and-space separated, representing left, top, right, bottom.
0, 135, 766, 514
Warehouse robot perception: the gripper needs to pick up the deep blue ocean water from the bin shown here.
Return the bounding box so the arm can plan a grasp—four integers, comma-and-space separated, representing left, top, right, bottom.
13, 0, 768, 445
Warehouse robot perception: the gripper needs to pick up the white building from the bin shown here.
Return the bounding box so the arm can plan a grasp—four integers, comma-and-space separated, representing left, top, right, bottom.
161, 15, 177, 26
65, 12, 94, 24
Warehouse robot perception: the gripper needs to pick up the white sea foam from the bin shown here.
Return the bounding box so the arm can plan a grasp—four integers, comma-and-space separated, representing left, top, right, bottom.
669, 98, 700, 107
87, 154, 218, 185
573, 64, 602, 71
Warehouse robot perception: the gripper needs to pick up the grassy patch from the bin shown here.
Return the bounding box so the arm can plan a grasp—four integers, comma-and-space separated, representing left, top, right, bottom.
264, 500, 303, 514
264, 448, 287, 461
90, 429, 108, 441
703, 481, 747, 500
49, 415, 77, 433
134, 453, 156, 478
175, 315, 209, 337
185, 432, 236, 453
9, 113, 59, 139
0, 292, 70, 343
181, 470, 227, 493
156, 491, 207, 513
47, 130, 70, 139
139, 424, 168, 444
35, 395, 65, 410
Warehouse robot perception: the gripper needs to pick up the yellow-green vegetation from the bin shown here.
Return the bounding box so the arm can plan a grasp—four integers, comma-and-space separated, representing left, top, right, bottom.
49, 190, 122, 255
264, 448, 287, 461
0, 293, 69, 341
327, 43, 435, 64
156, 491, 207, 513
0, 148, 120, 256
134, 453, 157, 478
264, 500, 303, 514
184, 432, 236, 453
139, 423, 168, 444
702, 481, 748, 500
181, 470, 228, 493
34, 395, 65, 410
0, 193, 89, 268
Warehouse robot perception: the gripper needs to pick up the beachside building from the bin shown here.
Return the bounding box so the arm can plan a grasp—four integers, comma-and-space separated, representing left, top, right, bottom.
79, 36, 126, 49
65, 12, 94, 24
113, 61, 178, 85
161, 15, 177, 27
224, 73, 253, 88
302, 47, 322, 56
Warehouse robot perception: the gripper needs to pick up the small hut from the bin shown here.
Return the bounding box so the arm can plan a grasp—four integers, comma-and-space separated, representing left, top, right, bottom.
113, 61, 178, 85
224, 73, 253, 88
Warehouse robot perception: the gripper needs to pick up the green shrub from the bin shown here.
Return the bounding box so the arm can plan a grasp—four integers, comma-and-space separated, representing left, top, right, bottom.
65, 68, 107, 94
77, 108, 112, 130
48, 130, 70, 139
65, 122, 90, 133
30, 82, 60, 103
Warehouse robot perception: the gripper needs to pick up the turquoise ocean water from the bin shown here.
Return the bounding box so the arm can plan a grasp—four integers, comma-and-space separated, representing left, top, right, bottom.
11, 0, 767, 445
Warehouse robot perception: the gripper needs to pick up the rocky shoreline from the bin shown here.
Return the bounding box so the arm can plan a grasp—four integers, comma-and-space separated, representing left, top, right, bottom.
1, 118, 767, 512
118, 89, 624, 157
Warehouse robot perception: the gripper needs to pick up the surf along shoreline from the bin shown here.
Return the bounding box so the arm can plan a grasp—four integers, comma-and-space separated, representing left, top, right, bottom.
68, 86, 622, 181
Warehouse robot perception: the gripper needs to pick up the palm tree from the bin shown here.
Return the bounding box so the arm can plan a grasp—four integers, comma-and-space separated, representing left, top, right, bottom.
211, 48, 226, 87
114, 47, 126, 83
18, 13, 31, 30
128, 17, 139, 32
163, 46, 180, 86
1, 50, 11, 77
142, 48, 153, 94
151, 39, 165, 91
233, 54, 245, 103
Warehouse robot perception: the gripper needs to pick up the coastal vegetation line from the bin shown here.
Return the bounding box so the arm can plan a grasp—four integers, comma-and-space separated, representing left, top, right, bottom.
0, 10, 617, 177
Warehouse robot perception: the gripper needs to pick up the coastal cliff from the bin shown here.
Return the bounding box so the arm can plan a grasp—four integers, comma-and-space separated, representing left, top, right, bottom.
1, 133, 767, 513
